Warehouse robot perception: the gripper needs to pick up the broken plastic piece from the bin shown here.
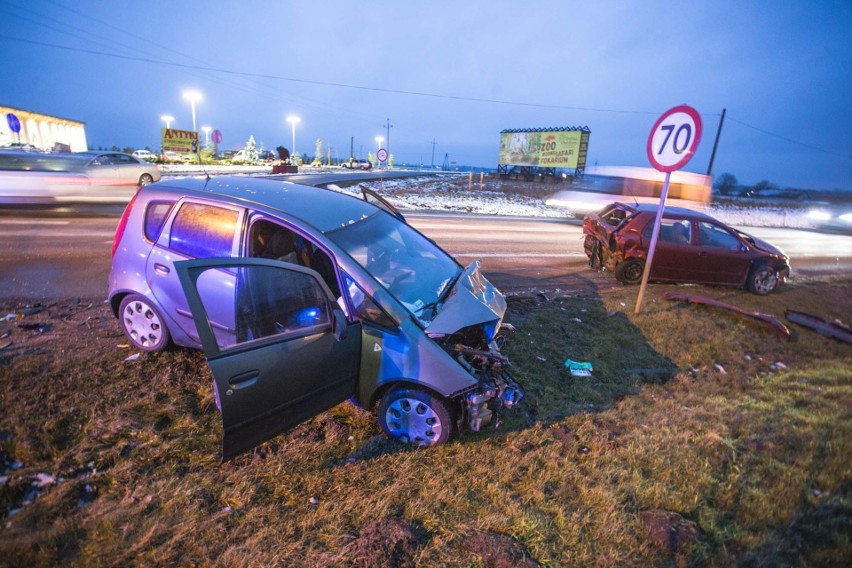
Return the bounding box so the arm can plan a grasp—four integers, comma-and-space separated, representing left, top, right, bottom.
564, 359, 593, 377
664, 293, 791, 339
786, 310, 852, 345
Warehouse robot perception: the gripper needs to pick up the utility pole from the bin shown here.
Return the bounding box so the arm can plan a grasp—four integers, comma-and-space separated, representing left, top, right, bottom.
384, 118, 393, 155
431, 137, 437, 168
707, 108, 726, 176
350, 136, 354, 160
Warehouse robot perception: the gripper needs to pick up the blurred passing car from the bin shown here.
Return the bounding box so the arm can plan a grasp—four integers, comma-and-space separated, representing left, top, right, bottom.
0, 150, 161, 204
108, 176, 523, 459
808, 207, 852, 234
583, 202, 790, 295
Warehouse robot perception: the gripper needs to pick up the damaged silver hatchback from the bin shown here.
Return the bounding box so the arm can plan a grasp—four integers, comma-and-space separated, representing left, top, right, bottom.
109, 176, 523, 460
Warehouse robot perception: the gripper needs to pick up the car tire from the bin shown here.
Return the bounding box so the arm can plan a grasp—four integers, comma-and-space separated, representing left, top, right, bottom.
378, 386, 454, 447
139, 173, 154, 186
747, 265, 778, 295
118, 294, 171, 352
615, 258, 645, 285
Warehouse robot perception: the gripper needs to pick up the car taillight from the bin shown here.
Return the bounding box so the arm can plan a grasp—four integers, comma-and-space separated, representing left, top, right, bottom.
112, 189, 141, 258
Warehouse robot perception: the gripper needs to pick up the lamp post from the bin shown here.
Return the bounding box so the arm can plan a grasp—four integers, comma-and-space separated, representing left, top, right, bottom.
375, 136, 384, 150
286, 115, 300, 156
182, 90, 202, 132
201, 126, 211, 148
160, 115, 174, 129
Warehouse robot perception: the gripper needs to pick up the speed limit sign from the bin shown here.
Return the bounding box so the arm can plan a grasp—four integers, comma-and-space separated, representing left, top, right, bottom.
377, 148, 388, 162
646, 105, 702, 172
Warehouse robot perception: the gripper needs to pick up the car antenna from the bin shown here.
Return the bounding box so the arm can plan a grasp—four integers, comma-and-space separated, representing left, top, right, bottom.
195, 143, 210, 182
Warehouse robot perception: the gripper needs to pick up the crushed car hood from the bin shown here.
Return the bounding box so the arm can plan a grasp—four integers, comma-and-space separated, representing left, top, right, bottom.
749, 235, 786, 257
426, 261, 506, 335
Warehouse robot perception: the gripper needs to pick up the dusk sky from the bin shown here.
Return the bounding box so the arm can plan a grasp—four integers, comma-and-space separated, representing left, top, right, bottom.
1, 1, 850, 190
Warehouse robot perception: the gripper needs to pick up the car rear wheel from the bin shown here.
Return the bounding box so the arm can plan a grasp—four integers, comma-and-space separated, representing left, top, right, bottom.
615, 258, 645, 284
378, 386, 453, 446
119, 294, 170, 352
748, 265, 778, 295
139, 173, 154, 186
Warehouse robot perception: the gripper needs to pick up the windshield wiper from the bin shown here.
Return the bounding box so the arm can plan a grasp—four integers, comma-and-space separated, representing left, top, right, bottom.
417, 270, 461, 320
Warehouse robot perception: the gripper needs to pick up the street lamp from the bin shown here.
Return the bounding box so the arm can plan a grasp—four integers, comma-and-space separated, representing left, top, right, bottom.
201, 126, 211, 148
160, 115, 174, 129
286, 115, 300, 155
182, 90, 202, 132
375, 136, 384, 150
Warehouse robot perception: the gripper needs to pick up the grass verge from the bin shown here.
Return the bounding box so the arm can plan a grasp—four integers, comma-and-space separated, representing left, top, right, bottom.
0, 277, 850, 566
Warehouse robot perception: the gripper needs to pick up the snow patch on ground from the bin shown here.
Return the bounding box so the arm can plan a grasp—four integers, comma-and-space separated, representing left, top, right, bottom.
357, 174, 820, 230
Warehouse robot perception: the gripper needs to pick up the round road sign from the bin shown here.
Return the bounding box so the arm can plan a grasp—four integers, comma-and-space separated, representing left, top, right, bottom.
6, 113, 21, 134
211, 129, 222, 144
646, 105, 702, 172
377, 148, 388, 162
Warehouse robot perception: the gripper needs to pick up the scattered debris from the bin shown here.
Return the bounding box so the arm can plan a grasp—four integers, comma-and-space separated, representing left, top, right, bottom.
0, 341, 11, 352
17, 322, 52, 333
714, 363, 727, 374
564, 359, 593, 377
309, 496, 319, 506
535, 355, 546, 362
32, 473, 57, 488
772, 361, 788, 371
664, 293, 792, 339
124, 353, 140, 362
577, 445, 591, 455
786, 310, 852, 345
570, 317, 583, 323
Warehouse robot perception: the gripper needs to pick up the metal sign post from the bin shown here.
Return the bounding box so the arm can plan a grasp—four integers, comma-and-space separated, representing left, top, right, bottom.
635, 105, 703, 314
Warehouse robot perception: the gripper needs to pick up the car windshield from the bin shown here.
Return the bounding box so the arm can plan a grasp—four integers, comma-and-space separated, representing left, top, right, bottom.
326, 212, 461, 324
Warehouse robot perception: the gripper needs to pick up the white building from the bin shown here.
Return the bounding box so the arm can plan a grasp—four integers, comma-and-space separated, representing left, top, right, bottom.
0, 105, 87, 152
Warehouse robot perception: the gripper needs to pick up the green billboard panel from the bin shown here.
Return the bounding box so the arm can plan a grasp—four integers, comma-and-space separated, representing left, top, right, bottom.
498, 129, 589, 169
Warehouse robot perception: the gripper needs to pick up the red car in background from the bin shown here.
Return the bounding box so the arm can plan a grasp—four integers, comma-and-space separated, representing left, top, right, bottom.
583, 202, 790, 295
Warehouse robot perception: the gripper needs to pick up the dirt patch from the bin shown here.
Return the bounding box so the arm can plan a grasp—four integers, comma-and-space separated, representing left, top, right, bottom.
462, 530, 540, 568
638, 509, 699, 552
344, 517, 428, 568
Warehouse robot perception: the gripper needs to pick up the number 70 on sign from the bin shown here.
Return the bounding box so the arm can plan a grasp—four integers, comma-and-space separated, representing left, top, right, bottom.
646, 105, 703, 172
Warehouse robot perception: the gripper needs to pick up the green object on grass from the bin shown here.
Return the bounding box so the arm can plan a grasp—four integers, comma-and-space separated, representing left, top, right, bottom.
564, 359, 593, 377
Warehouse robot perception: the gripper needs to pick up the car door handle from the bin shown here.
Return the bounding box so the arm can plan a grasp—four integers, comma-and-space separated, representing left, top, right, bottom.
229, 370, 259, 389
154, 263, 170, 276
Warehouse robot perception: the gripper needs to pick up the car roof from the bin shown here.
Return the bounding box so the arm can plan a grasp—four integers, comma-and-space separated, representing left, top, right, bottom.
620, 201, 717, 221
147, 176, 379, 233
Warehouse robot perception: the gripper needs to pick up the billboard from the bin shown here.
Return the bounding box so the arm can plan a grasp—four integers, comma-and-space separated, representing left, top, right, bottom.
498, 128, 590, 169
162, 128, 199, 153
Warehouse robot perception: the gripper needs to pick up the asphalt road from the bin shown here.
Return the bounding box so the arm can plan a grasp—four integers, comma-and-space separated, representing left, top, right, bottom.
1, 210, 851, 300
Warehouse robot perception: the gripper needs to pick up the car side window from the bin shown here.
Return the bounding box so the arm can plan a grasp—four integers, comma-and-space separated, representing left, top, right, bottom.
169, 203, 239, 258
341, 272, 396, 328
144, 201, 175, 242
699, 222, 741, 250
232, 265, 332, 346
248, 218, 341, 298
645, 218, 692, 244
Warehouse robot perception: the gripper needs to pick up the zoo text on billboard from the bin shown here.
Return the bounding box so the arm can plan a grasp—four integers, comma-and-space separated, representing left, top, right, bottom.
499, 130, 584, 168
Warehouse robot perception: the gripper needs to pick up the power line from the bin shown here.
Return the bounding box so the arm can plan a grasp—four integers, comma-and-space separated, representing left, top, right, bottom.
0, 34, 664, 115
726, 115, 852, 160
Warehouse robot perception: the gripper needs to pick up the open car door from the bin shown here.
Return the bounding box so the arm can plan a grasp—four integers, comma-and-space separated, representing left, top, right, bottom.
175, 258, 362, 461
360, 185, 406, 223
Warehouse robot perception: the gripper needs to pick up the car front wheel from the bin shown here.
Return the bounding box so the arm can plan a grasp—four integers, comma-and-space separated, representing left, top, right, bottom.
748, 265, 778, 295
118, 294, 171, 352
378, 386, 453, 446
139, 173, 154, 186
615, 258, 645, 285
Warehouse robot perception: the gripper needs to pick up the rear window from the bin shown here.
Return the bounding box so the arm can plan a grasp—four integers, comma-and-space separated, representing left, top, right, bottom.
144, 201, 175, 242
169, 202, 239, 258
